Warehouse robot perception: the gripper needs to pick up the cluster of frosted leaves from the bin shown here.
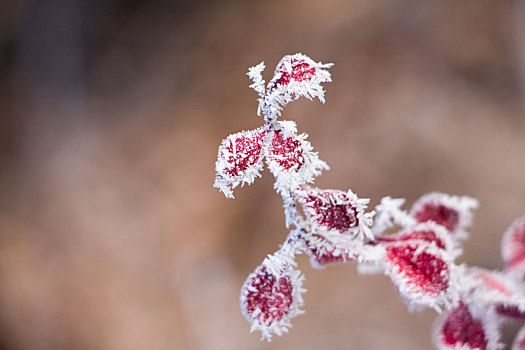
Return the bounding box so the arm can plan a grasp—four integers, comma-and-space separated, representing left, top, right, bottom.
214, 54, 333, 198
214, 121, 328, 198
355, 192, 479, 311
216, 54, 525, 348
429, 213, 525, 349
239, 245, 305, 341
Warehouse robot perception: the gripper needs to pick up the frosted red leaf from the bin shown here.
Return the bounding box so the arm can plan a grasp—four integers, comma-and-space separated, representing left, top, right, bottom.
501, 217, 525, 269
384, 242, 450, 303
265, 54, 333, 110
239, 252, 305, 341
410, 193, 477, 236
242, 266, 293, 324
474, 269, 512, 297
265, 121, 328, 194
504, 259, 525, 282
296, 187, 358, 233
437, 302, 488, 350
268, 129, 304, 171
273, 59, 316, 88
214, 127, 266, 198
466, 268, 525, 325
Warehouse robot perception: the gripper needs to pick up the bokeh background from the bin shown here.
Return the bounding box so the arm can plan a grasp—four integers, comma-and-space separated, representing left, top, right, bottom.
1, 0, 525, 349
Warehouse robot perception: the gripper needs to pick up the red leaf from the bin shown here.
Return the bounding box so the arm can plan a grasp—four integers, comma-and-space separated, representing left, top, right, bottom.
436, 302, 489, 350
273, 59, 316, 88
414, 203, 459, 232
384, 242, 450, 305
410, 193, 477, 236
240, 253, 305, 341
296, 186, 359, 234
214, 127, 266, 198
268, 129, 305, 171
501, 217, 525, 270
242, 266, 293, 324
495, 304, 525, 320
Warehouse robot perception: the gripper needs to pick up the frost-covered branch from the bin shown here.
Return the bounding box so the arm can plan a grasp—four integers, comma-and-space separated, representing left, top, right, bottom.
213, 53, 525, 349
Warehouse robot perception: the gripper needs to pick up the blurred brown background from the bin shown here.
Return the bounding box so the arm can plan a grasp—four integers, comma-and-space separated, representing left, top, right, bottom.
1, 0, 524, 349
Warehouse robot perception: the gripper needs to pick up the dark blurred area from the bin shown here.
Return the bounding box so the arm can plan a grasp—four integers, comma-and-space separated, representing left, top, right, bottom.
0, 0, 524, 349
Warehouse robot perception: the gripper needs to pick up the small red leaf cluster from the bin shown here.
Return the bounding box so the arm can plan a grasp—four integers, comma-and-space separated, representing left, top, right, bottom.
214, 121, 326, 198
